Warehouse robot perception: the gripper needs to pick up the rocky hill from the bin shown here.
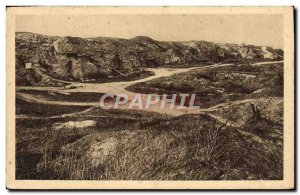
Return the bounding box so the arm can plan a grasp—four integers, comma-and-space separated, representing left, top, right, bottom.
15, 32, 284, 86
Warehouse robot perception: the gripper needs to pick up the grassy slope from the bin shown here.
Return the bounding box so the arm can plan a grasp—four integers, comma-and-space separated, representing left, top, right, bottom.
126, 63, 283, 108
16, 107, 282, 180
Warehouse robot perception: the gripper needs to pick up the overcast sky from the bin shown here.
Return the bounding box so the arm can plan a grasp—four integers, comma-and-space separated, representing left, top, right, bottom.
16, 14, 283, 48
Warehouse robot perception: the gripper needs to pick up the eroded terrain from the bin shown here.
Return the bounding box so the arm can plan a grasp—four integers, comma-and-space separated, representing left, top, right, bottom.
16, 60, 283, 180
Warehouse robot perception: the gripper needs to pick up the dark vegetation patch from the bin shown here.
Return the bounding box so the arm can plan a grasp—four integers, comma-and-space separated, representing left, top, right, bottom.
17, 90, 105, 103
127, 63, 283, 108
48, 70, 155, 84
16, 98, 91, 117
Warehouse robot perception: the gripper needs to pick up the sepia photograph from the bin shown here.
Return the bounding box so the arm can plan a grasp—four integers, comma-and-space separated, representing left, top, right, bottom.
6, 6, 294, 190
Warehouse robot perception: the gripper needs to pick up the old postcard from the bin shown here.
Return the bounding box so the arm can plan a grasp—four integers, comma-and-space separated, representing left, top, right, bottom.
6, 6, 294, 190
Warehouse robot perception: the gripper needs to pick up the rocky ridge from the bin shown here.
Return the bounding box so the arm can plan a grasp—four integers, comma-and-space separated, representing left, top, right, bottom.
15, 32, 284, 86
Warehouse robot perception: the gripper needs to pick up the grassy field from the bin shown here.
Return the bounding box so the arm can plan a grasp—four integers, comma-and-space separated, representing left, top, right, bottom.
15, 62, 283, 180
17, 90, 106, 103
16, 102, 283, 180
127, 63, 283, 108
16, 98, 92, 117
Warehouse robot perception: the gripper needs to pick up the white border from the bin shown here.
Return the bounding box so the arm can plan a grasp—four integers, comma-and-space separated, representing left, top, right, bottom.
1, 0, 298, 194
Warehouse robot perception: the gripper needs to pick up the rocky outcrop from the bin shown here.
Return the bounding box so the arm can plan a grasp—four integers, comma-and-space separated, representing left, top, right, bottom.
15, 32, 284, 86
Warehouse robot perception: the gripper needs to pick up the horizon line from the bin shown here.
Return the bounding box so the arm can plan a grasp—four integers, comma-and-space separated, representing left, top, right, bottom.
15, 31, 283, 49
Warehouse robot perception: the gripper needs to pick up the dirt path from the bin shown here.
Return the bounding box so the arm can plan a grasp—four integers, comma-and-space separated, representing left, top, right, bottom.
251, 60, 283, 66
17, 63, 236, 116
206, 112, 265, 144
201, 98, 255, 112
16, 61, 283, 116
17, 63, 234, 93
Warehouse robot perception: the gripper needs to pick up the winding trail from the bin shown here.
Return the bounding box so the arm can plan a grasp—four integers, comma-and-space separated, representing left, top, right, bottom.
16, 61, 283, 116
